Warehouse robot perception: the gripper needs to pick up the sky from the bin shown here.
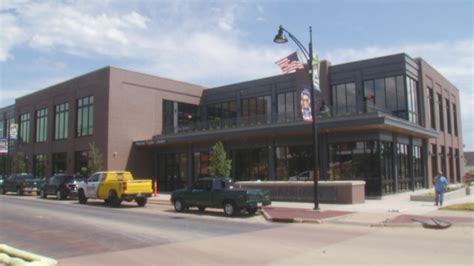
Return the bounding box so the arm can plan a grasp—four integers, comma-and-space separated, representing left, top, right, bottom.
0, 0, 473, 149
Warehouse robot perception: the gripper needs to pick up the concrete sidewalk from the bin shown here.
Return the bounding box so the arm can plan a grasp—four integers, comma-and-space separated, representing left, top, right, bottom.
148, 189, 474, 227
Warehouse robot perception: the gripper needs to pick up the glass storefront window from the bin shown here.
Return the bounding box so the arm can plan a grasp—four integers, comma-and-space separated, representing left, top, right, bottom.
233, 147, 268, 181
74, 150, 88, 176
275, 145, 312, 180
328, 141, 380, 196
52, 152, 67, 175
34, 154, 46, 179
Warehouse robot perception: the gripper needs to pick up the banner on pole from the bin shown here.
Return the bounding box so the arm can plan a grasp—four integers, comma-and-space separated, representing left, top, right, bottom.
312, 56, 321, 92
301, 85, 313, 122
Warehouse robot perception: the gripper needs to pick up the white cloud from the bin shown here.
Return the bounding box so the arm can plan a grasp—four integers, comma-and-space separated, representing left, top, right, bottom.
0, 13, 25, 61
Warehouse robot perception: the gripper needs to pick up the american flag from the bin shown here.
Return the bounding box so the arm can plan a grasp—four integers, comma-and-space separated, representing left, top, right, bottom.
275, 52, 305, 74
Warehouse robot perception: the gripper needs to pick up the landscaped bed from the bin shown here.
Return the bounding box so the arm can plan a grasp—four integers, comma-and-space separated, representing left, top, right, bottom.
440, 203, 474, 211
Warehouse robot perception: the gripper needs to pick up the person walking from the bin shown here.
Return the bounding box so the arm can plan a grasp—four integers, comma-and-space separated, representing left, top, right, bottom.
434, 171, 448, 206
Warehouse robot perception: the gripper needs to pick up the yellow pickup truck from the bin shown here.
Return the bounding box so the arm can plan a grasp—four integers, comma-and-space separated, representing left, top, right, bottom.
77, 171, 152, 207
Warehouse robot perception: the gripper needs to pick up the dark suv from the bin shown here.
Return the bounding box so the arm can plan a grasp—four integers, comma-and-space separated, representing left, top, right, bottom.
39, 174, 85, 200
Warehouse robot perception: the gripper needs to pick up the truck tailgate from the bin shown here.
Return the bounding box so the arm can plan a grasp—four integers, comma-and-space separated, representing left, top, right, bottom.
124, 180, 153, 194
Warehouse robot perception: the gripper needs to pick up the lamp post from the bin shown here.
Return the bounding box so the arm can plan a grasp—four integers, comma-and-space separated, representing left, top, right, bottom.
274, 25, 320, 210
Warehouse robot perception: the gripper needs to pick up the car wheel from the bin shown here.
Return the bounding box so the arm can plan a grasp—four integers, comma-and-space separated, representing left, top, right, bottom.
108, 191, 121, 207
247, 208, 258, 215
198, 206, 206, 212
174, 198, 186, 212
40, 189, 47, 199
136, 197, 147, 207
78, 190, 88, 204
16, 187, 24, 196
56, 190, 63, 200
223, 201, 237, 217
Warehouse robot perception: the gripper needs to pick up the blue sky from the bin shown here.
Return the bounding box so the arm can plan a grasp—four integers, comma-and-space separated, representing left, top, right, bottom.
0, 0, 473, 149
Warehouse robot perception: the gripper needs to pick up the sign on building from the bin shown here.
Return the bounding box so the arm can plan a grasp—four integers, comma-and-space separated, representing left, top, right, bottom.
9, 123, 18, 140
0, 138, 7, 153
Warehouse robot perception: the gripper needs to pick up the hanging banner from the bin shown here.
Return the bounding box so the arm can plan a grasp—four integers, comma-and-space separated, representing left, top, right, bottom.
0, 138, 7, 153
312, 56, 321, 92
301, 85, 313, 122
9, 123, 18, 140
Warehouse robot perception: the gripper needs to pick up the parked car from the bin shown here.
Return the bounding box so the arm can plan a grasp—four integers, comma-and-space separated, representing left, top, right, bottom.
0, 173, 45, 195
39, 174, 85, 200
77, 171, 152, 207
288, 171, 313, 181
170, 177, 271, 216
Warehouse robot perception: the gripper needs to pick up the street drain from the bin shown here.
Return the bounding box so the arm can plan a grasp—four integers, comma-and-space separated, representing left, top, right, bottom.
170, 216, 185, 219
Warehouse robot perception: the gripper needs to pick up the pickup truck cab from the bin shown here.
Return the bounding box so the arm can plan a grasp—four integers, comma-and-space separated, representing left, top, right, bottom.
77, 171, 152, 207
171, 177, 271, 216
0, 173, 45, 196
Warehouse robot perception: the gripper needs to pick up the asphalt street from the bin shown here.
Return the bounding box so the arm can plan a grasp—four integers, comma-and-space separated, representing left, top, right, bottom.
0, 195, 277, 259
1, 195, 473, 265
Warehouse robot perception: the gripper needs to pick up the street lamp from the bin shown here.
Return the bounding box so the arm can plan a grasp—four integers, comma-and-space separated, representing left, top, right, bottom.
274, 25, 320, 210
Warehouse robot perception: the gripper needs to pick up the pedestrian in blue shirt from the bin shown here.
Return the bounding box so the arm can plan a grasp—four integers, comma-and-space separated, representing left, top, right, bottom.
434, 171, 448, 206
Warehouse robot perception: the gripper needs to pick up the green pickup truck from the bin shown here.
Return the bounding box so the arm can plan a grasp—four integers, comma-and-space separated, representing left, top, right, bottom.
0, 173, 46, 196
171, 177, 271, 216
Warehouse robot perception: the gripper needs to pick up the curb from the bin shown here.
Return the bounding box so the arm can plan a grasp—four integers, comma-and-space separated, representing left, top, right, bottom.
147, 199, 171, 206
261, 209, 323, 224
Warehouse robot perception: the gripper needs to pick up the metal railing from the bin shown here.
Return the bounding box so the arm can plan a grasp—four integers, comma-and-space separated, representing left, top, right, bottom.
163, 113, 304, 135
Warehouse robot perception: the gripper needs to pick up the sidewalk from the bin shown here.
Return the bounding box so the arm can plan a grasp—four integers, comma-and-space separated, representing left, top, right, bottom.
148, 189, 474, 227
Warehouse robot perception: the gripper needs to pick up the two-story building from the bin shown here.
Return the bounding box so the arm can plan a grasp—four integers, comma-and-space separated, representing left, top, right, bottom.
0, 53, 464, 198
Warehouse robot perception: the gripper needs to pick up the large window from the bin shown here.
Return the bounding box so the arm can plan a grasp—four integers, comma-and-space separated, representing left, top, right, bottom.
55, 103, 69, 140
397, 143, 410, 192
193, 151, 210, 179
332, 82, 356, 115
364, 76, 406, 119
233, 147, 268, 181
34, 154, 46, 179
275, 145, 312, 180
413, 145, 423, 189
77, 96, 94, 137
241, 96, 271, 124
328, 141, 380, 196
208, 101, 237, 121
446, 98, 452, 134
36, 108, 48, 142
453, 103, 458, 136
277, 92, 295, 122
52, 152, 67, 175
406, 77, 419, 124
0, 119, 4, 138
162, 100, 199, 134
431, 144, 438, 181
19, 113, 30, 144
157, 153, 188, 191
381, 141, 394, 194
428, 88, 436, 129
74, 150, 88, 175
438, 94, 444, 132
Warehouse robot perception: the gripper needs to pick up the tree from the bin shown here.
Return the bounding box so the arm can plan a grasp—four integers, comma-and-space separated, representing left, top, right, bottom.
12, 152, 28, 173
209, 142, 232, 177
87, 142, 104, 174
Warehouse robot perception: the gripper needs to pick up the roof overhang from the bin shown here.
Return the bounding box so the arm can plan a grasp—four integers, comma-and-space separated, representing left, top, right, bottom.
134, 112, 438, 147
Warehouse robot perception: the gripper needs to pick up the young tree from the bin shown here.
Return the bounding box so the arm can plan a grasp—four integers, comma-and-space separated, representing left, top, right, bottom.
87, 142, 104, 174
209, 141, 232, 177
12, 152, 28, 173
